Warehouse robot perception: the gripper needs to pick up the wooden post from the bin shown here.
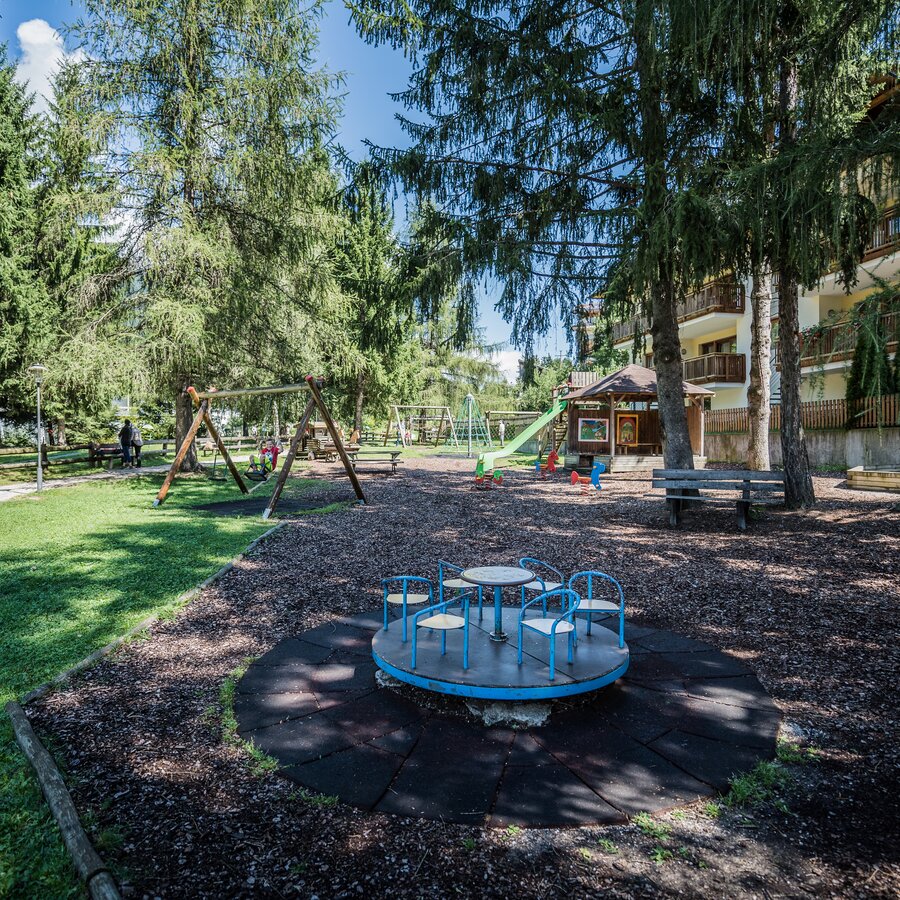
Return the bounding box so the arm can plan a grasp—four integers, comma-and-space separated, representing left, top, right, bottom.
153, 400, 208, 506
305, 376, 366, 504
262, 396, 317, 520
436, 408, 446, 446
698, 397, 705, 459
609, 394, 616, 461
186, 387, 248, 495
396, 406, 407, 448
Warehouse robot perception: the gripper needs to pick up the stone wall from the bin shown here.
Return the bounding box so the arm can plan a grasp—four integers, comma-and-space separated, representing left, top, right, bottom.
705, 427, 900, 468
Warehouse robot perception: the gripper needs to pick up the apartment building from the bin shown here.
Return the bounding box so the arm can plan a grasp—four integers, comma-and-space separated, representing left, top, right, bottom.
576, 81, 899, 412
575, 203, 899, 411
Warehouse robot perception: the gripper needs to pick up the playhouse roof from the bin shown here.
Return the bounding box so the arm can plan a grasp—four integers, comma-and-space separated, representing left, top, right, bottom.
565, 364, 714, 400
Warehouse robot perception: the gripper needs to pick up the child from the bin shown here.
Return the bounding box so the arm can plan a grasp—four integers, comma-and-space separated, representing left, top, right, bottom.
249, 439, 277, 478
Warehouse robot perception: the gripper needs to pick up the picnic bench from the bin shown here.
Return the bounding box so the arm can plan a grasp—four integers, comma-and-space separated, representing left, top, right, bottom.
652, 468, 785, 530
349, 450, 402, 476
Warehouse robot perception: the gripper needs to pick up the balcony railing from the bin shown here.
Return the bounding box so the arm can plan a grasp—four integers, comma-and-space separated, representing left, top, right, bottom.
862, 205, 900, 262
773, 309, 899, 367
800, 310, 899, 364
682, 352, 746, 384
609, 277, 745, 342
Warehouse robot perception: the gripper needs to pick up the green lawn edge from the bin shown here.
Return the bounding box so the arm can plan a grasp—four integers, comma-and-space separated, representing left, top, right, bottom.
0, 472, 328, 898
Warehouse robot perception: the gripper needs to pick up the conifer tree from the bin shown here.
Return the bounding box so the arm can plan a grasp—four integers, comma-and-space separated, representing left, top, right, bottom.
350, 0, 727, 468
695, 0, 898, 505
0, 52, 52, 423
71, 0, 343, 467
333, 162, 414, 432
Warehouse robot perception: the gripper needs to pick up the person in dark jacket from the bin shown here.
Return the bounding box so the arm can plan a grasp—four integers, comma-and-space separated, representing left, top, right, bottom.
131, 423, 143, 468
118, 419, 133, 467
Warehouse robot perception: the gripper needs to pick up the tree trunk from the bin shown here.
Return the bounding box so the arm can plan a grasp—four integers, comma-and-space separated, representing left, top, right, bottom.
747, 267, 772, 470
54, 417, 66, 447
175, 385, 198, 472
650, 282, 695, 467
776, 51, 815, 508
635, 0, 694, 470
353, 371, 365, 434
776, 270, 815, 506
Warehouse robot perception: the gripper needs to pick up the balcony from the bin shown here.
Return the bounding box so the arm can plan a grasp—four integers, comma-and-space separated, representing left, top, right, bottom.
862, 205, 900, 262
609, 277, 746, 343
682, 352, 746, 385
773, 309, 899, 368
800, 310, 899, 365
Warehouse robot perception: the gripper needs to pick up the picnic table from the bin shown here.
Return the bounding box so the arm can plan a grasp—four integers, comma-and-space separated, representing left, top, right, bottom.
349, 450, 402, 475
460, 565, 535, 643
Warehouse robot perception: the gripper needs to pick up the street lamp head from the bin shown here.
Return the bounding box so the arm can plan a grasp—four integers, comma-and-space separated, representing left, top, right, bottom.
27, 364, 48, 385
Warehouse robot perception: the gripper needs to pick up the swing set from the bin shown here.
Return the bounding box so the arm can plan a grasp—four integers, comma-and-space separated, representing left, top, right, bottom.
153, 375, 366, 519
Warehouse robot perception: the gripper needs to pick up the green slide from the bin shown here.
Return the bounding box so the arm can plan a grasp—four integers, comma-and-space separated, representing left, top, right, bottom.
479, 399, 567, 471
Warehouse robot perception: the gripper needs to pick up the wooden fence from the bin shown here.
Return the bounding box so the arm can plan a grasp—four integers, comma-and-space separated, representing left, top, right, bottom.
705, 395, 900, 434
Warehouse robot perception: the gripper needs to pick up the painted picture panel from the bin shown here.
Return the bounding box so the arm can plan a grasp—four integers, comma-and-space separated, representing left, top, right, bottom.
578, 417, 609, 443
616, 413, 639, 445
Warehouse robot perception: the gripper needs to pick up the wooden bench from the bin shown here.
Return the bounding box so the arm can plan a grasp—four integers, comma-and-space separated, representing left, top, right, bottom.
350, 451, 402, 475
89, 443, 126, 469
652, 468, 785, 530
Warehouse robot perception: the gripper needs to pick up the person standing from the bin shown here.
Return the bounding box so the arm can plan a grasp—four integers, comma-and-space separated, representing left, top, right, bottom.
131, 423, 143, 468
118, 419, 134, 467
498, 419, 506, 447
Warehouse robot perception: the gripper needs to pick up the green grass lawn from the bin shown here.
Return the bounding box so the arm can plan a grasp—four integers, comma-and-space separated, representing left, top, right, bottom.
0, 472, 320, 897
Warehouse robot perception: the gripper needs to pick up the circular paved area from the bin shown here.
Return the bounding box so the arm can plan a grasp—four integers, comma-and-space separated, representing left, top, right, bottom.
235, 611, 780, 827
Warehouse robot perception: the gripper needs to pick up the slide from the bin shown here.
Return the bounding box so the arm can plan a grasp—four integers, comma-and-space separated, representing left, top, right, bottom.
478, 399, 567, 471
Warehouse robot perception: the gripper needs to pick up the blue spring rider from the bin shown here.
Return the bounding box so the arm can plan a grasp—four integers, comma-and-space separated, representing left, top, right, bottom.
571, 459, 605, 494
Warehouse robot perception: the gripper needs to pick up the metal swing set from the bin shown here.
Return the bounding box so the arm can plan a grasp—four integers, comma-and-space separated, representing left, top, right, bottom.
153, 375, 366, 519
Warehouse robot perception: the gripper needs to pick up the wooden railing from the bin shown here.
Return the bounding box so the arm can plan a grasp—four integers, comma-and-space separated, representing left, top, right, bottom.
705, 394, 900, 433
682, 352, 746, 384
790, 309, 899, 366
610, 277, 745, 342
862, 205, 900, 262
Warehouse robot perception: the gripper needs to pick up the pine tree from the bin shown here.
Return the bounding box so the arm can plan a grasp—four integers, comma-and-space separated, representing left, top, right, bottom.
696, 0, 899, 505
332, 162, 414, 432
349, 0, 729, 469
0, 51, 52, 423
71, 0, 343, 467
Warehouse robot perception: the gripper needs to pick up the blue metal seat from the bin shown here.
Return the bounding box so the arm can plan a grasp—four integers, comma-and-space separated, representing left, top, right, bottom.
518, 588, 581, 680
567, 571, 625, 646
411, 591, 475, 671
382, 576, 434, 642
438, 560, 484, 620
518, 557, 565, 614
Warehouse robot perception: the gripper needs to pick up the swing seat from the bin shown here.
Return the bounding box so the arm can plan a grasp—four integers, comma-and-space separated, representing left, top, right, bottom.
245, 465, 269, 482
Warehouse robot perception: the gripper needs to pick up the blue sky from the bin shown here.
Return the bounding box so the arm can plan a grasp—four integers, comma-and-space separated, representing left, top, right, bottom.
1, 0, 570, 376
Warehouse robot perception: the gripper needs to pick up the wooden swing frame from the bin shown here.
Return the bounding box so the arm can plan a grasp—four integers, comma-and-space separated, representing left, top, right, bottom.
153, 375, 366, 518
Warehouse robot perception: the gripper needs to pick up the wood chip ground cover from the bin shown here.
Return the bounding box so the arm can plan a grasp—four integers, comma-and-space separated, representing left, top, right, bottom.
27, 458, 900, 898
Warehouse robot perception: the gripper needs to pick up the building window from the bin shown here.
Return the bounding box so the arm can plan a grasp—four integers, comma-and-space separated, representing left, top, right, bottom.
700, 336, 737, 355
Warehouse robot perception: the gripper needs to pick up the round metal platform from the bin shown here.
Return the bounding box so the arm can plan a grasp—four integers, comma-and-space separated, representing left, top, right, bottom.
372, 607, 630, 700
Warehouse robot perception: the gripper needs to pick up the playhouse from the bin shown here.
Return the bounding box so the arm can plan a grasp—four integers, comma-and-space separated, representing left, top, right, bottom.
562, 364, 713, 472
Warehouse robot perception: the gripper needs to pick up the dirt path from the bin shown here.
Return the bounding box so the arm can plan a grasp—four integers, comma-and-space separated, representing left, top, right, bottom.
29, 458, 900, 898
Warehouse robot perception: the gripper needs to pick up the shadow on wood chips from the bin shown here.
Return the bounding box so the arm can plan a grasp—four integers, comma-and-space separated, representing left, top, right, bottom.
193, 494, 349, 516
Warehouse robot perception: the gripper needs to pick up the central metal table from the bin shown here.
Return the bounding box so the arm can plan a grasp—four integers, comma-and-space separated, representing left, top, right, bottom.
459, 565, 535, 642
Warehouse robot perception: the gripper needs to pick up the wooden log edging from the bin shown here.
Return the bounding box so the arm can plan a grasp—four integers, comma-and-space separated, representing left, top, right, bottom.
6, 701, 122, 900
8, 522, 287, 897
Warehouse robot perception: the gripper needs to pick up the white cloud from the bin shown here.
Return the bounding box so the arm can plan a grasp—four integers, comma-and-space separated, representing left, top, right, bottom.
15, 19, 69, 114
492, 349, 523, 384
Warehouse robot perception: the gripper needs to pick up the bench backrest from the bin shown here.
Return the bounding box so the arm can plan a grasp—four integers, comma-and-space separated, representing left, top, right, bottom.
652, 468, 785, 492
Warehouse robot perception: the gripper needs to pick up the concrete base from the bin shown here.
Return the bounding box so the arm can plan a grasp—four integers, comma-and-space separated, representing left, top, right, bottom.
706, 427, 900, 469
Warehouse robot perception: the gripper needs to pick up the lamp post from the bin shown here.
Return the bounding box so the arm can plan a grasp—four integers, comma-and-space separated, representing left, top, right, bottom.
27, 365, 47, 491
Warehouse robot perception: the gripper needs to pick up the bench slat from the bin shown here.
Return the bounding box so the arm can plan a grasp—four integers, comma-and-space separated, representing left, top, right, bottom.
652, 480, 784, 491
652, 468, 784, 482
